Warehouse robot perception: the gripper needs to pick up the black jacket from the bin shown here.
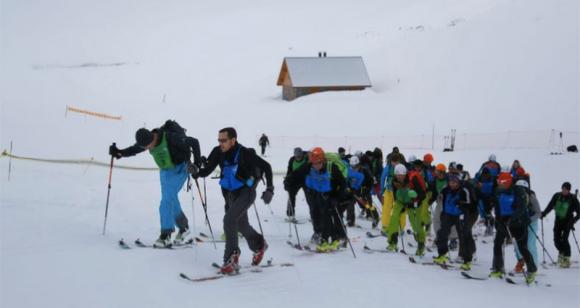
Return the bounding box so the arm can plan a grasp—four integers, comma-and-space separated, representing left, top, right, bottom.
258, 136, 269, 147
542, 192, 580, 225
120, 125, 201, 166
286, 155, 307, 176
198, 143, 273, 189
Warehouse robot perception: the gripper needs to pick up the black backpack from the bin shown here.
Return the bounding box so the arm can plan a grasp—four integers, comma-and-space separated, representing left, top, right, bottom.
162, 120, 186, 136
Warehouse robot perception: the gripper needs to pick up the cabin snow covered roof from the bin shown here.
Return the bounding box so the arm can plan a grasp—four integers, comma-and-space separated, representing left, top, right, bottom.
277, 57, 372, 88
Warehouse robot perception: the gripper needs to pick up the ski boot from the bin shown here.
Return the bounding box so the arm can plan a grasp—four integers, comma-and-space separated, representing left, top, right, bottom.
153, 232, 173, 248
460, 262, 472, 271
251, 241, 268, 266
327, 240, 341, 252
525, 271, 537, 285
173, 228, 190, 245
309, 233, 322, 248
513, 259, 525, 273
560, 256, 571, 268
316, 240, 330, 253
433, 254, 449, 265
415, 243, 425, 257
387, 242, 398, 252
220, 250, 240, 275
489, 270, 504, 279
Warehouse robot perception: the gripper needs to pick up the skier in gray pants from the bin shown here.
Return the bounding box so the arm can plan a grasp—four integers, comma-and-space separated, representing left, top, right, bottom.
192, 127, 274, 274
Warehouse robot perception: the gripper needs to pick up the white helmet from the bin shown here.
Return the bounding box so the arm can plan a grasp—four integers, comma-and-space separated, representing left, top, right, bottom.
489, 154, 497, 162
394, 164, 407, 175
354, 151, 363, 158
408, 155, 417, 162
349, 156, 360, 167
515, 179, 529, 189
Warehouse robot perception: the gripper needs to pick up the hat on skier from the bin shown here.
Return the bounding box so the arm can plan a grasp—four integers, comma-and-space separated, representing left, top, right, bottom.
497, 172, 513, 187
349, 156, 360, 167
515, 179, 529, 189
309, 147, 325, 163
436, 163, 446, 172
294, 147, 303, 157
423, 153, 434, 164
394, 164, 407, 175
135, 128, 154, 147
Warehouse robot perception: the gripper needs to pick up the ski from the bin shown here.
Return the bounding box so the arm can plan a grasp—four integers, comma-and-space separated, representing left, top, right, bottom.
211, 259, 294, 270
286, 240, 303, 250
366, 231, 385, 238
363, 244, 404, 254
409, 256, 454, 269
133, 238, 194, 249
180, 260, 294, 283
505, 277, 552, 287
195, 237, 225, 244
461, 271, 487, 280
179, 272, 227, 282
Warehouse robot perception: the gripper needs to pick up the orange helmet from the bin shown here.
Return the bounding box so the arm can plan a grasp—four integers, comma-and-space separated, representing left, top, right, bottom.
423, 153, 434, 164
436, 163, 446, 172
309, 147, 325, 163
497, 172, 513, 187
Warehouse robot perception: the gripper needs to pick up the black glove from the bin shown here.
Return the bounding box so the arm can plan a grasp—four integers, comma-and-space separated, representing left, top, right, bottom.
283, 177, 291, 191
540, 212, 546, 219
200, 156, 208, 168
109, 143, 121, 159
261, 187, 274, 204
187, 162, 199, 178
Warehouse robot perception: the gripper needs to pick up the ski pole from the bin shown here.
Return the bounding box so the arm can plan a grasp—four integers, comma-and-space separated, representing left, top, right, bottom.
253, 202, 264, 235
102, 145, 115, 235
529, 221, 556, 264
572, 230, 580, 255
399, 226, 406, 254
287, 198, 293, 238
293, 218, 302, 249
333, 205, 356, 259
502, 220, 529, 281
541, 218, 546, 264
194, 178, 217, 249
7, 140, 13, 181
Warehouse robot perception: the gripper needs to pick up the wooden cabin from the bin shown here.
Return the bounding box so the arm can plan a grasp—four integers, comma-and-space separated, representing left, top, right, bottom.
276, 55, 372, 101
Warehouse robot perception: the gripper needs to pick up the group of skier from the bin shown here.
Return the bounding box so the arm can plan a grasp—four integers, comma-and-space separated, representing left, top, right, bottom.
283, 146, 580, 284
108, 120, 579, 283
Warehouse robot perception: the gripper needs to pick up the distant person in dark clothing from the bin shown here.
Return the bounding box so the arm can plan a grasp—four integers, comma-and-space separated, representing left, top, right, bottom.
258, 133, 270, 156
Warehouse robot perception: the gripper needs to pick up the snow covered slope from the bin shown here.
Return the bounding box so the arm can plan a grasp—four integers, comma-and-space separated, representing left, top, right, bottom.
1, 0, 579, 307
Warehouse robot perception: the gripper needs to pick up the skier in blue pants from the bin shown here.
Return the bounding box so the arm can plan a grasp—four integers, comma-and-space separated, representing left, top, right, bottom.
109, 120, 201, 248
